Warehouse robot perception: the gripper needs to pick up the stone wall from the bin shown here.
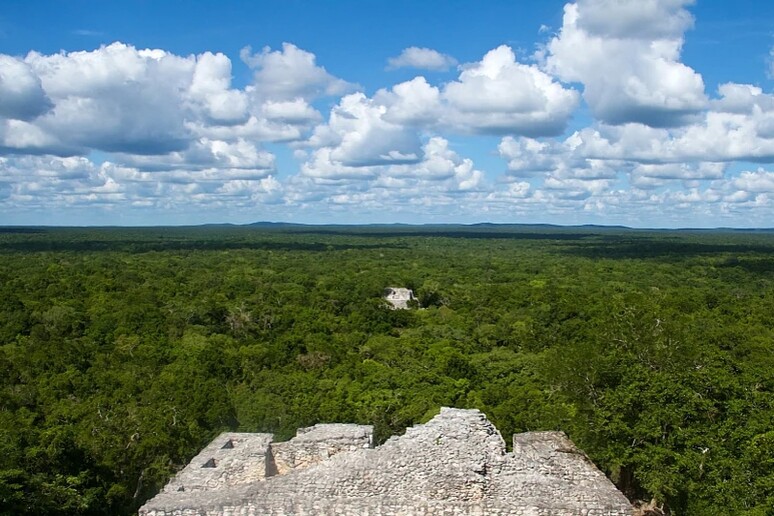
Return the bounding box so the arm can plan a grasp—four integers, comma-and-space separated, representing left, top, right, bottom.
270, 423, 372, 475
140, 408, 634, 515
160, 433, 273, 494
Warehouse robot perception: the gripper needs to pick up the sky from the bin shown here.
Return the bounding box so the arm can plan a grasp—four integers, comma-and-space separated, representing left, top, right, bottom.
3, 1, 774, 227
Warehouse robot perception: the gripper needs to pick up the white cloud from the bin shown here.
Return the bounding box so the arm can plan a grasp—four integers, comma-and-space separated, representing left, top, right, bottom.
543, 176, 611, 199
544, 0, 706, 127
188, 52, 249, 124
508, 79, 774, 169
0, 55, 52, 121
442, 45, 579, 136
1, 155, 123, 209
575, 0, 695, 39
22, 43, 197, 154
261, 99, 322, 125
386, 47, 458, 71
499, 134, 620, 180
498, 136, 574, 175
0, 153, 285, 214
2, 28, 774, 227
377, 76, 443, 126
241, 43, 355, 101
390, 137, 485, 191
498, 129, 729, 201
711, 83, 774, 114
375, 46, 579, 137
303, 92, 422, 175
116, 138, 275, 175
0, 119, 73, 154
0, 41, 349, 181
299, 86, 505, 193
632, 162, 725, 180
0, 41, 349, 158
733, 169, 774, 193
188, 114, 311, 143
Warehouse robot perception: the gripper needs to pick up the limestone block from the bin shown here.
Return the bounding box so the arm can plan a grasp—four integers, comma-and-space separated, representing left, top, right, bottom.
161, 433, 273, 493
270, 423, 373, 475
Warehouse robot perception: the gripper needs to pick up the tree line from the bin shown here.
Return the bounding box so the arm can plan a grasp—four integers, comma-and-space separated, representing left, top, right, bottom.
0, 225, 772, 515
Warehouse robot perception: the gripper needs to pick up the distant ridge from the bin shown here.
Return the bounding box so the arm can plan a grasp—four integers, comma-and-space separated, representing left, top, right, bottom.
242, 222, 774, 233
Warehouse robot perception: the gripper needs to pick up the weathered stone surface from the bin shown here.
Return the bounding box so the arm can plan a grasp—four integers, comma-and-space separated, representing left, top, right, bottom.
140, 408, 634, 516
160, 433, 273, 494
383, 287, 416, 309
271, 423, 373, 475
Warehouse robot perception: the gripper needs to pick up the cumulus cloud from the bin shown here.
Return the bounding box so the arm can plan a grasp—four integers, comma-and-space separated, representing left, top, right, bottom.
442, 45, 579, 136
284, 135, 489, 221
574, 0, 695, 39
376, 76, 443, 126
576, 109, 774, 164
23, 43, 195, 154
0, 153, 285, 216
188, 52, 249, 124
215, 176, 284, 204
241, 43, 355, 101
386, 47, 458, 71
300, 108, 485, 198
627, 162, 725, 190
261, 99, 322, 125
3, 25, 774, 226
499, 134, 621, 181
0, 118, 74, 155
491, 80, 774, 222
0, 155, 124, 209
543, 0, 706, 127
498, 127, 729, 203
498, 136, 578, 175
376, 46, 579, 137
503, 80, 774, 171
116, 138, 275, 175
0, 55, 52, 121
304, 93, 422, 174
733, 169, 774, 193
390, 137, 485, 191
0, 40, 357, 179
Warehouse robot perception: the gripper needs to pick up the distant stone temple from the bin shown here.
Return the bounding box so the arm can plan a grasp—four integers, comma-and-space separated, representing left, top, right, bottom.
383, 287, 417, 309
140, 408, 633, 515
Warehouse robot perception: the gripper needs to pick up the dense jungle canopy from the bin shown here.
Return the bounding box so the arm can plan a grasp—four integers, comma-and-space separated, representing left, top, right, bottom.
0, 224, 772, 515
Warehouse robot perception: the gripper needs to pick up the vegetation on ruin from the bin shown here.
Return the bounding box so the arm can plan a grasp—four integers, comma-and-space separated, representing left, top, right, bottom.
0, 224, 772, 515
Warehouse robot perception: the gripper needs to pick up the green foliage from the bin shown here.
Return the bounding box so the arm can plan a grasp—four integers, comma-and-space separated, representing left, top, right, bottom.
0, 225, 773, 514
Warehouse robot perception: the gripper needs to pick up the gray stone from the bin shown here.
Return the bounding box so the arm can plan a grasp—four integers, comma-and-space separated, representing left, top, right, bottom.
140, 408, 633, 515
160, 433, 274, 493
383, 287, 417, 309
271, 423, 373, 475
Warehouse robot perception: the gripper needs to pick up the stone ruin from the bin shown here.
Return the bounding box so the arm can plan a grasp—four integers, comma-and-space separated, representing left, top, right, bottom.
383, 287, 417, 309
140, 408, 634, 515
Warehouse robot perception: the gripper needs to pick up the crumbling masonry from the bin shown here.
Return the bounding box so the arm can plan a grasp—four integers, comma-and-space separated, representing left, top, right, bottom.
140, 408, 633, 515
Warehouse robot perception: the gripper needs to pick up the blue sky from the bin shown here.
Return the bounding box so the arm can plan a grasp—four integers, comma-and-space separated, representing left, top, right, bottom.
3, 0, 774, 227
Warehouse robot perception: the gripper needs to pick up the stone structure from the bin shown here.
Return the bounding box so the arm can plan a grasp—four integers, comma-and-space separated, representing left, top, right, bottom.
271, 423, 372, 475
160, 433, 274, 494
140, 408, 633, 515
156, 425, 372, 496
383, 287, 417, 309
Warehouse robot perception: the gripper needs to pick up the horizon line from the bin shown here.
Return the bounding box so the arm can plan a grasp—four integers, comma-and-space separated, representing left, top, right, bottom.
2, 221, 774, 232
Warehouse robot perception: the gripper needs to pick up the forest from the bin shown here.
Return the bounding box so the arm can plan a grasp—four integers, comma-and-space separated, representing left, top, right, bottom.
0, 223, 772, 515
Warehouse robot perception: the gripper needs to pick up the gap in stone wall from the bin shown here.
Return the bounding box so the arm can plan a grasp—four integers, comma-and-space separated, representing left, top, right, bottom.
265, 445, 278, 478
